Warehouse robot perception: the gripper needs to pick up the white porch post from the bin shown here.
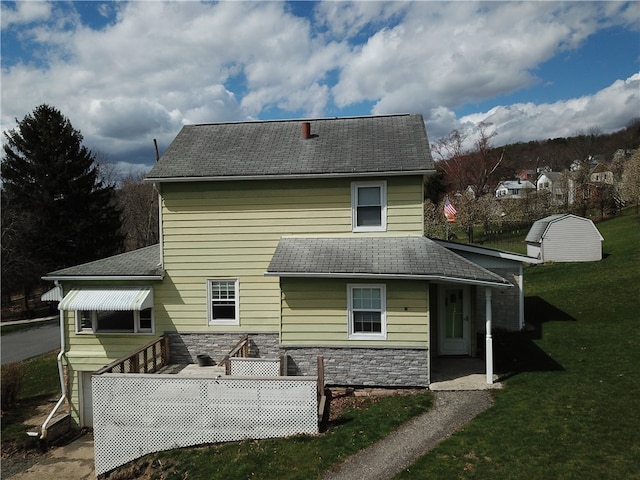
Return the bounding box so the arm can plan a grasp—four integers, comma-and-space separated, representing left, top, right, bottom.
485, 287, 494, 384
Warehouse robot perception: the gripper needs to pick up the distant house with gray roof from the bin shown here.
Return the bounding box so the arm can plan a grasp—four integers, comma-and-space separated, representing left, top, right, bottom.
43, 114, 538, 434
536, 171, 572, 205
495, 179, 535, 199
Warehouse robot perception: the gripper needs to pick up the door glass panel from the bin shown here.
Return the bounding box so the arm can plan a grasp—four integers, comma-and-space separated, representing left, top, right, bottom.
444, 289, 464, 339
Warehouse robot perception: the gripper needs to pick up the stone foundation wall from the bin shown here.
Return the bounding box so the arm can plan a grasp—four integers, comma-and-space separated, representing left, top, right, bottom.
166, 332, 280, 364
166, 332, 428, 387
283, 346, 429, 387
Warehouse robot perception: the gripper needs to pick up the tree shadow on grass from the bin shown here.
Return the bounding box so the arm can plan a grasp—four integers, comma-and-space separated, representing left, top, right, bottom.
494, 296, 573, 380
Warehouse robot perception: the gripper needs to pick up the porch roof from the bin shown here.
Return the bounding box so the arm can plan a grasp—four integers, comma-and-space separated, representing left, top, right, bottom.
266, 236, 512, 287
43, 244, 164, 281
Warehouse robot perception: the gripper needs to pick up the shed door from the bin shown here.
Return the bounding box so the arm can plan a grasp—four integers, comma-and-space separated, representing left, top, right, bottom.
438, 286, 470, 355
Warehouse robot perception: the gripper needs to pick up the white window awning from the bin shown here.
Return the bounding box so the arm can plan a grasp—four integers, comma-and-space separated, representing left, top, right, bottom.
41, 287, 62, 302
59, 287, 153, 311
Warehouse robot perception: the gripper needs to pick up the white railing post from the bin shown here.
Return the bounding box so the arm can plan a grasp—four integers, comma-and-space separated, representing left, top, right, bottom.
485, 287, 494, 385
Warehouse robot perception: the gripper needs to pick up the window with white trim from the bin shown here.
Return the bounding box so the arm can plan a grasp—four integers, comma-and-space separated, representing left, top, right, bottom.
348, 284, 387, 340
351, 181, 387, 232
208, 279, 239, 325
75, 309, 154, 334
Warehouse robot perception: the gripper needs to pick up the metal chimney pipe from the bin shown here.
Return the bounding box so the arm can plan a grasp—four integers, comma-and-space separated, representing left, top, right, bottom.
302, 121, 311, 139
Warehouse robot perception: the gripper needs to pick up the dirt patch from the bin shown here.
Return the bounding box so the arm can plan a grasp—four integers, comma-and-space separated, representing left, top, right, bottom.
1, 402, 74, 479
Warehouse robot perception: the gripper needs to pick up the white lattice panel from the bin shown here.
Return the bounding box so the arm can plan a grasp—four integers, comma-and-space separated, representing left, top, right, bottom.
229, 357, 280, 376
92, 374, 318, 475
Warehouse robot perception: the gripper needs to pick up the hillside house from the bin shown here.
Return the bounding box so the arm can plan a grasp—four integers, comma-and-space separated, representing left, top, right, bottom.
525, 214, 604, 262
589, 162, 614, 185
495, 179, 535, 199
43, 114, 537, 430
536, 171, 574, 205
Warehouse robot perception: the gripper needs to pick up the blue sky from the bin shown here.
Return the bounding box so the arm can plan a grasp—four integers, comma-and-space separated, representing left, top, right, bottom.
2, 1, 639, 175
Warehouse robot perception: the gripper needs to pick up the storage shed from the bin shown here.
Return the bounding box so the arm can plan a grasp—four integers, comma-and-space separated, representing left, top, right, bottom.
525, 214, 604, 262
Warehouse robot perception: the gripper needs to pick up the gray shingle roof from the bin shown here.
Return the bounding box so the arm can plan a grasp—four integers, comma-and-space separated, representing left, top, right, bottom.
146, 114, 434, 181
539, 171, 563, 182
44, 245, 164, 279
525, 214, 566, 243
266, 237, 511, 287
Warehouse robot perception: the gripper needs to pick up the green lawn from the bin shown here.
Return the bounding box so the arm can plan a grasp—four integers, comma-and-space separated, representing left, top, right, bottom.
109, 392, 433, 480
395, 212, 640, 479
1, 350, 62, 453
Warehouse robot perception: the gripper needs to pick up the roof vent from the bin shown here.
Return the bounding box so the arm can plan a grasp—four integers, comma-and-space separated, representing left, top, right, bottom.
302, 121, 311, 139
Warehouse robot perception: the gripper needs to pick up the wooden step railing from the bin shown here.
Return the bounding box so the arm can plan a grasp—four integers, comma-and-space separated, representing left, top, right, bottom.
217, 334, 250, 373
95, 336, 169, 375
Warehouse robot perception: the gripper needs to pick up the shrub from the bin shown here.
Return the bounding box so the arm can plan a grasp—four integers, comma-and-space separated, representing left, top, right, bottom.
1, 362, 25, 410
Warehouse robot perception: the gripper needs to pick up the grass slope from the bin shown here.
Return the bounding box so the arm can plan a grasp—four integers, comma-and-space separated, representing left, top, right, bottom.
396, 213, 640, 479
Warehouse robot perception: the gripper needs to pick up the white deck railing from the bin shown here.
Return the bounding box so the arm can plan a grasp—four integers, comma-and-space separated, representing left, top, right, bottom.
92, 373, 318, 475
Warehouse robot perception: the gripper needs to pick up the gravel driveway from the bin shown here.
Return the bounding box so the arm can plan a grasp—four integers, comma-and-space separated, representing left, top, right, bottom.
321, 390, 493, 480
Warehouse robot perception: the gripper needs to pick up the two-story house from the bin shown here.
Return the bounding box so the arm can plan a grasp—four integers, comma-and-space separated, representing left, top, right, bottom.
43, 114, 536, 430
536, 171, 575, 205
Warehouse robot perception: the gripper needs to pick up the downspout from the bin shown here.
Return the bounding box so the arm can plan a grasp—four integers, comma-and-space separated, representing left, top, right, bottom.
34, 281, 67, 440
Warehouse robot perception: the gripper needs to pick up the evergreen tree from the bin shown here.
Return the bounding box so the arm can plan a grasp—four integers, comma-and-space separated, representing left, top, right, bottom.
1, 105, 123, 306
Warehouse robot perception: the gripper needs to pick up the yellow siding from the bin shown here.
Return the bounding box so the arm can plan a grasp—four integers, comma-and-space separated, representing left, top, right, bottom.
157, 176, 425, 333
280, 278, 429, 347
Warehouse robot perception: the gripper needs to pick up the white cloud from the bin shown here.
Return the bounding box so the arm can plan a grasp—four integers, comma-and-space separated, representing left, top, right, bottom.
314, 1, 408, 38
332, 1, 618, 115
437, 73, 640, 150
1, 0, 637, 172
1, 1, 52, 29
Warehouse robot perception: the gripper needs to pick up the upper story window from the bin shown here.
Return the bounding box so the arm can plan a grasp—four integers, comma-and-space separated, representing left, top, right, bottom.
75, 309, 154, 334
347, 284, 387, 340
208, 279, 239, 325
351, 181, 387, 232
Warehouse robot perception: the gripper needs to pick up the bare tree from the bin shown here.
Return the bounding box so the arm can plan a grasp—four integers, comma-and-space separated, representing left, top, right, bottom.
433, 123, 505, 196
116, 173, 159, 251
572, 127, 603, 162
431, 129, 469, 193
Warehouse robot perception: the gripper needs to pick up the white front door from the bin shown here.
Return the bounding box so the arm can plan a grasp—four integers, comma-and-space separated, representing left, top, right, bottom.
438, 286, 470, 355
80, 372, 93, 428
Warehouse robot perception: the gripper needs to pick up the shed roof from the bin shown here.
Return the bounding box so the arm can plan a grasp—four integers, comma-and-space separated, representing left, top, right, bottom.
146, 114, 434, 182
525, 214, 565, 243
266, 237, 512, 287
43, 244, 164, 280
525, 214, 603, 244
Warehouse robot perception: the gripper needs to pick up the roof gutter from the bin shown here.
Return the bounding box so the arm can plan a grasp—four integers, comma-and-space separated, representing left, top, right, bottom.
144, 169, 436, 184
264, 271, 512, 288
42, 274, 165, 281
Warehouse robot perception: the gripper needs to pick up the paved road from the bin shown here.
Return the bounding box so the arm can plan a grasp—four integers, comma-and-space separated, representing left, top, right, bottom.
1, 322, 61, 364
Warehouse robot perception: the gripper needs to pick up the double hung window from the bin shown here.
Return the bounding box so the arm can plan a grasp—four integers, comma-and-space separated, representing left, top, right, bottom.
208, 279, 239, 325
348, 284, 386, 340
352, 181, 387, 232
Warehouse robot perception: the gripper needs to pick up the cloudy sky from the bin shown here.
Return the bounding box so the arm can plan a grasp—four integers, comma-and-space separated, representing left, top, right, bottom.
2, 1, 639, 175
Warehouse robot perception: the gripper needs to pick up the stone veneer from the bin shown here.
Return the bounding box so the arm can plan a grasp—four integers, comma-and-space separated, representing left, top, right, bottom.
167, 332, 429, 387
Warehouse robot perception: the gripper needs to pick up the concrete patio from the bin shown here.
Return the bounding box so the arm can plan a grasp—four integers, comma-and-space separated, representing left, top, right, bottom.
429, 357, 503, 391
